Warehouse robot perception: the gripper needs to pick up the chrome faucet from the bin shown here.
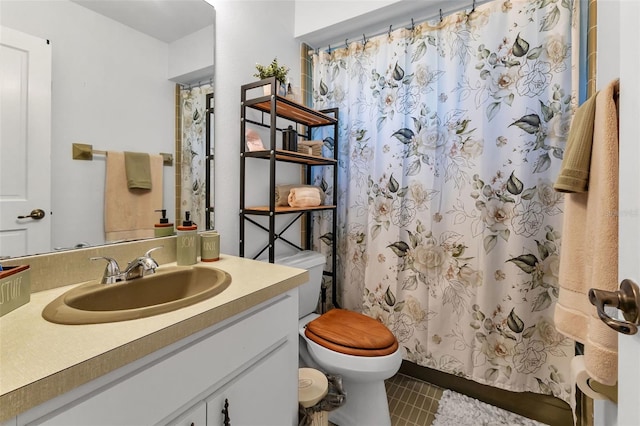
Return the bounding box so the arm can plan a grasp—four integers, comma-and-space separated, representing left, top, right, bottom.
91, 247, 162, 284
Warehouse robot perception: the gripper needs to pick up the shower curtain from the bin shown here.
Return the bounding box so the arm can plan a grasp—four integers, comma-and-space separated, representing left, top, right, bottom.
180, 83, 213, 229
311, 0, 578, 402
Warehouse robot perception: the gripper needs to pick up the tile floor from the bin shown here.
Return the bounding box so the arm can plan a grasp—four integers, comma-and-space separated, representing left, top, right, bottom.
326, 373, 443, 426
385, 373, 444, 426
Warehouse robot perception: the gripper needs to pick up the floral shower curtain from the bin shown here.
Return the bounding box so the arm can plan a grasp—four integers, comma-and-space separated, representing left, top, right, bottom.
180, 83, 213, 229
311, 0, 578, 401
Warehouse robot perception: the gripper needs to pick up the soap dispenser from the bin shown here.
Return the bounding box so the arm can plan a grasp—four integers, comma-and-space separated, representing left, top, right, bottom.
176, 211, 197, 265
154, 209, 174, 237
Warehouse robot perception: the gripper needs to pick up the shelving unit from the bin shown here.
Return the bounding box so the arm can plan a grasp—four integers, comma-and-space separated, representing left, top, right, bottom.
240, 77, 339, 309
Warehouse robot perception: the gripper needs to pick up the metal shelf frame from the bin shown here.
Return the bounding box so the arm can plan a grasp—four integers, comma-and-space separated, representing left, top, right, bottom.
239, 77, 339, 309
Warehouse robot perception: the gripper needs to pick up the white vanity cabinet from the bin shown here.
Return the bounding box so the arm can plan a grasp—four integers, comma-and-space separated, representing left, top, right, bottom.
205, 342, 292, 426
17, 291, 298, 426
167, 401, 206, 426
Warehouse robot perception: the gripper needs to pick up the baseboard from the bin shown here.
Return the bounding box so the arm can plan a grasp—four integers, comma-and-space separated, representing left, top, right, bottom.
399, 360, 573, 426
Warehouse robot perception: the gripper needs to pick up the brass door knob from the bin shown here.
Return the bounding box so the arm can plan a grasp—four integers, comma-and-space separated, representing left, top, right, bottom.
589, 279, 640, 335
17, 208, 46, 220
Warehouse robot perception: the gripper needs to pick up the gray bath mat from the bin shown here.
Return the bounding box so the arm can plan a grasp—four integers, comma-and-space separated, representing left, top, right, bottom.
432, 389, 549, 426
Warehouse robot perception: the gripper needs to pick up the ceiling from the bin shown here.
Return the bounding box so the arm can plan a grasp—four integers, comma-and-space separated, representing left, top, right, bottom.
71, 0, 215, 43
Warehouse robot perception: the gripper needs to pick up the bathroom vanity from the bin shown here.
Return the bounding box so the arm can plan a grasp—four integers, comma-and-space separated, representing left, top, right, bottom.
0, 252, 307, 425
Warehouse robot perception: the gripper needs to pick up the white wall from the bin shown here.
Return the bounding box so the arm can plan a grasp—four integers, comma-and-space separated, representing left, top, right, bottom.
213, 0, 300, 256
169, 23, 215, 83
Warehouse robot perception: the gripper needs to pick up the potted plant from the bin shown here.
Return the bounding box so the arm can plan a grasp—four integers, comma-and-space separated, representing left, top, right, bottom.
254, 57, 289, 95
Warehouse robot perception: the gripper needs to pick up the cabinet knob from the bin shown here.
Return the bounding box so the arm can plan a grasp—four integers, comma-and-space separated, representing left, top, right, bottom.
221, 398, 231, 426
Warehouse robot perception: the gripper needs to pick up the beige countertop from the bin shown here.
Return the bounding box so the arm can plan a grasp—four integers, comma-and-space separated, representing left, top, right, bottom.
0, 254, 307, 421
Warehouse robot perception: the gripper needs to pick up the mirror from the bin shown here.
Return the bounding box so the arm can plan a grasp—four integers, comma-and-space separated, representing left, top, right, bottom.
0, 0, 215, 258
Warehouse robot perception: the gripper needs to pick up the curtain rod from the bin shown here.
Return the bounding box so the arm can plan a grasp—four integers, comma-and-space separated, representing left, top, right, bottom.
179, 78, 214, 90
316, 0, 491, 53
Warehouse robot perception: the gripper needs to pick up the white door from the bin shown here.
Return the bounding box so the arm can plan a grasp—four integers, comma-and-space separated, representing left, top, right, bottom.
0, 26, 51, 258
614, 2, 640, 425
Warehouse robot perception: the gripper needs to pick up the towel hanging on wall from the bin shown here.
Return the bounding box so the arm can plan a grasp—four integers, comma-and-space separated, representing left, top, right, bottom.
554, 79, 620, 386
104, 151, 163, 242
124, 151, 152, 190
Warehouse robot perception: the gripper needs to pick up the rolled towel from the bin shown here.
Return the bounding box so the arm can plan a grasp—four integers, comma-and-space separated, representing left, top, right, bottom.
288, 187, 322, 208
276, 184, 325, 206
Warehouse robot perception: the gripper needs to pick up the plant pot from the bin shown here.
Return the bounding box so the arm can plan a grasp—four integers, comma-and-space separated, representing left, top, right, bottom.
263, 82, 286, 96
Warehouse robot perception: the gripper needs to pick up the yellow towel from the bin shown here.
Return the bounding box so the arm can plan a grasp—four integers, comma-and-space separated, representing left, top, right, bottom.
554, 92, 598, 193
104, 151, 163, 242
124, 151, 152, 190
554, 79, 619, 386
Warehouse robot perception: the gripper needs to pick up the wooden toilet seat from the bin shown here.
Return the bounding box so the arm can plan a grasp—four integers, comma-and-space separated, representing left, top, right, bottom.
304, 309, 399, 357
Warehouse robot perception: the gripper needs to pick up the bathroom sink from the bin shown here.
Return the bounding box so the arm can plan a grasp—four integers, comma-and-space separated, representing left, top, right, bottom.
42, 265, 231, 325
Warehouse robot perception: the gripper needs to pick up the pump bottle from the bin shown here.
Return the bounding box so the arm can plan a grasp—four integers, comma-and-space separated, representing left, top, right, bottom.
176, 211, 197, 265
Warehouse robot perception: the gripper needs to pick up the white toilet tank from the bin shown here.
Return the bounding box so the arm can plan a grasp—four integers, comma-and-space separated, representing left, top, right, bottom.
275, 250, 326, 319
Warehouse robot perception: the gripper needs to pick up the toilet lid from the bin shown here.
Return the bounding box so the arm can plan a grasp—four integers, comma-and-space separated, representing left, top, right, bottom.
304, 309, 398, 357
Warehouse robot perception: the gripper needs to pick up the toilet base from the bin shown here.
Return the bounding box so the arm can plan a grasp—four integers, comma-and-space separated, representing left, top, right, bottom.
328, 378, 391, 426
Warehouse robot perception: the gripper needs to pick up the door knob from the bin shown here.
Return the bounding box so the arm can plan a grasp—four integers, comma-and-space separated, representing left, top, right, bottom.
17, 209, 46, 220
589, 279, 640, 335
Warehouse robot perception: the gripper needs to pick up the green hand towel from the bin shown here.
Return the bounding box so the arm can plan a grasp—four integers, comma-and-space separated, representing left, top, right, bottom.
553, 92, 598, 193
124, 151, 152, 190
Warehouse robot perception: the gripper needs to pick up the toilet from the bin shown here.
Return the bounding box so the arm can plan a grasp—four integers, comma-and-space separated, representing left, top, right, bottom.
276, 251, 402, 426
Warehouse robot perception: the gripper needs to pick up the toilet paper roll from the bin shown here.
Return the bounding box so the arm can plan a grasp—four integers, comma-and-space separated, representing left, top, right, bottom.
571, 355, 607, 400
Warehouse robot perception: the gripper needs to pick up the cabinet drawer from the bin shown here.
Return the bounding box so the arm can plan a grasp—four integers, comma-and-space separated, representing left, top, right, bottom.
31, 293, 296, 426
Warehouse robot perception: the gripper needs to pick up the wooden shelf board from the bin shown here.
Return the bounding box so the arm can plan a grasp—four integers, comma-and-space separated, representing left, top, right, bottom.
243, 205, 336, 214
244, 150, 336, 165
248, 97, 337, 127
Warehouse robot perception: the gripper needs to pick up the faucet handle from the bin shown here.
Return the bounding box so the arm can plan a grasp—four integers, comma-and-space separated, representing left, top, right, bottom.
142, 246, 162, 271
90, 256, 121, 284
144, 246, 163, 259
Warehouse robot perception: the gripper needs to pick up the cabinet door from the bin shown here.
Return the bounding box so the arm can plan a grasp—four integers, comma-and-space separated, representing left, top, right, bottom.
166, 401, 206, 426
207, 342, 296, 426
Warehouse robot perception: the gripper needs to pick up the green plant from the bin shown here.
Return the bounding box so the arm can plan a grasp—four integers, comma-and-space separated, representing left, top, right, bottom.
254, 57, 289, 85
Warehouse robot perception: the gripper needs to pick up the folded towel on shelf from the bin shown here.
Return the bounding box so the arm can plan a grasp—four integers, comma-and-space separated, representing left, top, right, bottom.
105, 151, 163, 242
554, 79, 619, 386
297, 140, 324, 156
276, 184, 325, 206
288, 186, 322, 208
124, 151, 152, 190
554, 93, 598, 193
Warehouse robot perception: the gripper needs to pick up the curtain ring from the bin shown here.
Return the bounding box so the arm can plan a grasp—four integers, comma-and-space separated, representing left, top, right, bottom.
472, 0, 476, 12
345, 38, 348, 48
439, 9, 443, 22
362, 33, 367, 46
411, 18, 415, 31
388, 24, 392, 36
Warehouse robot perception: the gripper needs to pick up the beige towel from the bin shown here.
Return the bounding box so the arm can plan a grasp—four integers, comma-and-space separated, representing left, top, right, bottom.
276, 184, 326, 206
288, 187, 322, 208
104, 151, 163, 242
124, 151, 152, 190
554, 79, 619, 386
554, 92, 598, 193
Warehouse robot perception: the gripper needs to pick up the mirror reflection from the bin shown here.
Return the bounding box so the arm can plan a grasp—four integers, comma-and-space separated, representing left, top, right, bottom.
0, 0, 215, 259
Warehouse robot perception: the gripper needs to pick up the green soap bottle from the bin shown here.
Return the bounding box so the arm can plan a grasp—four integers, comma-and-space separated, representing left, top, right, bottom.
176, 211, 197, 265
154, 209, 174, 237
